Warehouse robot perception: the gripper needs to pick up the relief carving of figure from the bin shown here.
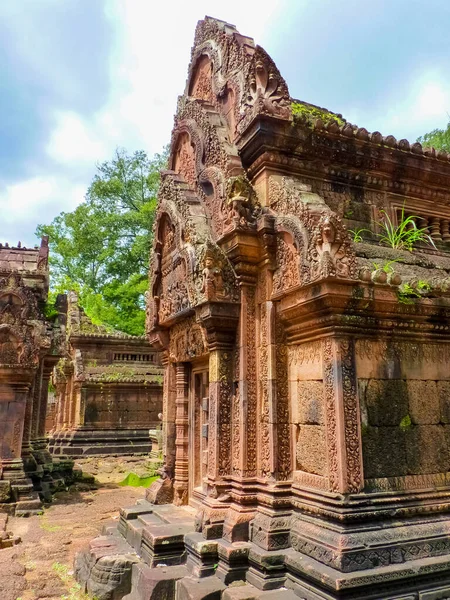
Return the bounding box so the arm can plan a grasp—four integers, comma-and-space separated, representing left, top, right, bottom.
201, 254, 226, 301
310, 213, 357, 281
225, 176, 260, 231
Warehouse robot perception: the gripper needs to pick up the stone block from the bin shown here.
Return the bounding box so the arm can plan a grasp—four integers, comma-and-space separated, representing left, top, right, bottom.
362, 426, 407, 478
364, 379, 409, 426
176, 575, 225, 600
296, 381, 324, 424
296, 425, 326, 476
222, 583, 260, 600
438, 381, 450, 423
406, 425, 449, 475
408, 380, 439, 424
122, 563, 187, 600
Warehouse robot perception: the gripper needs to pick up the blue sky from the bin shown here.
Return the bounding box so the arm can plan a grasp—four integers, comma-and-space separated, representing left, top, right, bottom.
1, 0, 449, 246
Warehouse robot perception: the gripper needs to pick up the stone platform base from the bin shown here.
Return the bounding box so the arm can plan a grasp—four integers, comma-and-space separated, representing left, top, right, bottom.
75, 496, 450, 600
49, 428, 155, 458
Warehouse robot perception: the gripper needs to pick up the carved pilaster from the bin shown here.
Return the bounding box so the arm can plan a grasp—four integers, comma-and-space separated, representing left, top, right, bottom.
174, 362, 189, 505
322, 337, 363, 493
208, 349, 232, 481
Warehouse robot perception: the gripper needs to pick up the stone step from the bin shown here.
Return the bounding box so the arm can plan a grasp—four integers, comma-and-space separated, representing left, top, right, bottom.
141, 523, 193, 568
153, 504, 196, 525
223, 584, 299, 600
137, 512, 165, 527
122, 564, 187, 600
125, 519, 146, 553
176, 575, 225, 600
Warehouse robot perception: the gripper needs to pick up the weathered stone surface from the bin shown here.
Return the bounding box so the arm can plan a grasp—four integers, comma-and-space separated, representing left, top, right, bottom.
364, 379, 409, 426
222, 583, 260, 600
439, 381, 450, 423
296, 425, 327, 476
408, 380, 440, 425
405, 425, 449, 474
176, 575, 225, 600
146, 478, 174, 504
362, 426, 408, 478
122, 563, 187, 600
296, 380, 324, 424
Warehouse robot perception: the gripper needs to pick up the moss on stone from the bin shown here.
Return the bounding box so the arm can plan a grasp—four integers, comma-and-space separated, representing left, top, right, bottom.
400, 414, 412, 431
292, 101, 345, 127
119, 472, 159, 487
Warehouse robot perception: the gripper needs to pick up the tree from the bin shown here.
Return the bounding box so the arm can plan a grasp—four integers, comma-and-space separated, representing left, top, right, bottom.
37, 147, 168, 335
417, 120, 450, 152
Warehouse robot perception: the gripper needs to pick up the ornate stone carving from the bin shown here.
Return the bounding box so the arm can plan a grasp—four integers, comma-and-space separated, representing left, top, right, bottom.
272, 235, 300, 294
224, 175, 260, 232
310, 213, 357, 281
238, 47, 291, 133
194, 243, 239, 304
169, 317, 208, 363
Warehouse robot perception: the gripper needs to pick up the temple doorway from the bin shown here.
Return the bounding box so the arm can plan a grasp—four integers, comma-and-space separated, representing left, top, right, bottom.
189, 365, 209, 505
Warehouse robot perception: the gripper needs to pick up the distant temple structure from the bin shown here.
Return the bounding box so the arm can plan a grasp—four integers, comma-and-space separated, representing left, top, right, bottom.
55, 15, 450, 600
49, 292, 163, 458
0, 238, 72, 516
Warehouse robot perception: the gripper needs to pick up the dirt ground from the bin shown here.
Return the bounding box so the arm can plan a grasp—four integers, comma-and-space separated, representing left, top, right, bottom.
0, 485, 145, 600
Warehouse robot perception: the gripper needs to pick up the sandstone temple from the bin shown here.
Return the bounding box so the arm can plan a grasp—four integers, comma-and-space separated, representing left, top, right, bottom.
49, 292, 163, 458
72, 16, 450, 600
0, 238, 74, 517
4, 14, 450, 600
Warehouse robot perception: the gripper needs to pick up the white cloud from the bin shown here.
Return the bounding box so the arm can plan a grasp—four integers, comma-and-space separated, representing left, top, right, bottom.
343, 70, 450, 141
0, 176, 85, 246
47, 111, 109, 165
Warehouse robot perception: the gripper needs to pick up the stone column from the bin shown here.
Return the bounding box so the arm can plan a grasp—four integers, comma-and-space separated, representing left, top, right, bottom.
222, 282, 258, 542
163, 356, 176, 481
0, 382, 28, 480
322, 336, 364, 494
173, 362, 189, 505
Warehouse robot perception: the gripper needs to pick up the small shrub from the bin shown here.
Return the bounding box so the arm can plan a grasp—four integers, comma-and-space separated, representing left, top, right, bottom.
377, 207, 436, 252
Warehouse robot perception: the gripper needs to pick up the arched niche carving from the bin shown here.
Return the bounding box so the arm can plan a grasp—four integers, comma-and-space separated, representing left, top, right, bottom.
151, 212, 194, 327
188, 55, 214, 103
172, 132, 197, 189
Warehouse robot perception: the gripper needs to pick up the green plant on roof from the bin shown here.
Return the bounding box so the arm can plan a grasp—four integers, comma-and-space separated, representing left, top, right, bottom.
291, 102, 344, 127
377, 206, 436, 252
397, 284, 419, 304
349, 227, 370, 243
371, 259, 402, 274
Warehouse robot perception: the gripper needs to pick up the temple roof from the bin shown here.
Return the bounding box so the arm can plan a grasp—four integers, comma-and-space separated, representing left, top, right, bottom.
0, 237, 48, 277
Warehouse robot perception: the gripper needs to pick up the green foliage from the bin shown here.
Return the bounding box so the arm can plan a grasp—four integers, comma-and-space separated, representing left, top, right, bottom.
52, 562, 96, 600
417, 120, 450, 152
349, 227, 370, 243
291, 102, 344, 126
119, 472, 158, 487
399, 414, 412, 431
397, 280, 432, 304
371, 259, 401, 274
377, 206, 436, 252
37, 147, 168, 335
397, 283, 420, 304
